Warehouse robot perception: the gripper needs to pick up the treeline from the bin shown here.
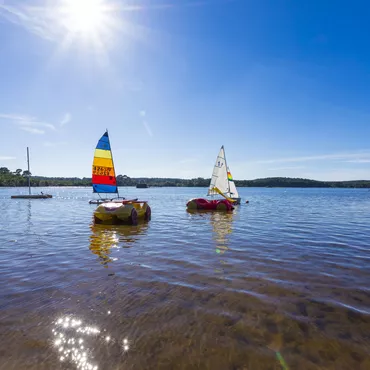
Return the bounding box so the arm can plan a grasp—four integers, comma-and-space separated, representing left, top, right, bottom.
0, 167, 369, 188
0, 167, 34, 187
235, 177, 370, 188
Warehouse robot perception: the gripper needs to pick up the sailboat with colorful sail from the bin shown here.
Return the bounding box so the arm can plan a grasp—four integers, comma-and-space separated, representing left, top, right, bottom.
89, 130, 124, 204
207, 146, 241, 205
90, 130, 151, 225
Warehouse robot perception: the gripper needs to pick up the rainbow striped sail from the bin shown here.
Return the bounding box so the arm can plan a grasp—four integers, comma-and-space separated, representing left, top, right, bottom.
227, 171, 233, 181
92, 131, 118, 194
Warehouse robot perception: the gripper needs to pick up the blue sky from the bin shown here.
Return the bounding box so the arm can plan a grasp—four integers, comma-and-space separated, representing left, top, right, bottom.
0, 0, 370, 181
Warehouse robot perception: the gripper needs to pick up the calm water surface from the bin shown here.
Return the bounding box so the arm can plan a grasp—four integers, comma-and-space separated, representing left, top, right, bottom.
1, 187, 370, 369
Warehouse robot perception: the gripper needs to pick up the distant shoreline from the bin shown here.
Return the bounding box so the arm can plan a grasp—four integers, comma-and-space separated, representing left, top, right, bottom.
3, 185, 370, 189
0, 173, 369, 189
1, 167, 369, 188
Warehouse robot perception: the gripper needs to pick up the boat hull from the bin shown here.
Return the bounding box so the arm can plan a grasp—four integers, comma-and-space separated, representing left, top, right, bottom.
94, 201, 151, 225
186, 198, 234, 212
231, 197, 241, 205
89, 198, 138, 205
11, 194, 52, 199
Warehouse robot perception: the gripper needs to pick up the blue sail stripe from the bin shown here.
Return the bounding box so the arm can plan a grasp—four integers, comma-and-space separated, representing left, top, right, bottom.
93, 184, 118, 193
96, 135, 111, 150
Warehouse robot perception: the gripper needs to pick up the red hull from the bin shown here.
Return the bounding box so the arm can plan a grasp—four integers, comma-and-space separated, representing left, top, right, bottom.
186, 198, 234, 211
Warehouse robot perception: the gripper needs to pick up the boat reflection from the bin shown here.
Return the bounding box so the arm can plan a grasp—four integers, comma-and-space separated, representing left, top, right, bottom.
209, 210, 236, 277
209, 210, 235, 255
23, 200, 34, 234
89, 223, 148, 267
27, 200, 31, 223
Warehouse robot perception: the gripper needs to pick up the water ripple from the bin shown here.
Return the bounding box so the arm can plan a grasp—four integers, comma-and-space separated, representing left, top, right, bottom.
1, 187, 370, 369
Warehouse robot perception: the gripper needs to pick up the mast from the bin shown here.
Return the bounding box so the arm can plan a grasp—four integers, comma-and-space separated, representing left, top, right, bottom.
27, 147, 31, 195
106, 129, 120, 198
222, 145, 231, 197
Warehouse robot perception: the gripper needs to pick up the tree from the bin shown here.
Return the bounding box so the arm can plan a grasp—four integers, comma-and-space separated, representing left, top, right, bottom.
14, 169, 22, 176
22, 170, 31, 177
0, 167, 10, 174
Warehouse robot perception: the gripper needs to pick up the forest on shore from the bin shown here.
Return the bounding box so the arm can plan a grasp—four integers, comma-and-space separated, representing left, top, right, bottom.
0, 167, 369, 188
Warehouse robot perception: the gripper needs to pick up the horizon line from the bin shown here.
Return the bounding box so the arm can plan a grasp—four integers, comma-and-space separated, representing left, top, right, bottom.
28, 175, 370, 183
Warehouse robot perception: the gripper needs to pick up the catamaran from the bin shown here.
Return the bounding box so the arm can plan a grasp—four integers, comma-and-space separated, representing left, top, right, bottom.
186, 145, 240, 211
90, 130, 151, 225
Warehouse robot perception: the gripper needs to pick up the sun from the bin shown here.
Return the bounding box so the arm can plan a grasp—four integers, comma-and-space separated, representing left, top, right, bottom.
59, 0, 110, 35
52, 0, 126, 65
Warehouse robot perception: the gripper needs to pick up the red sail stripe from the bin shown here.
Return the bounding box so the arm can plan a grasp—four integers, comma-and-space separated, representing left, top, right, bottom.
92, 175, 117, 186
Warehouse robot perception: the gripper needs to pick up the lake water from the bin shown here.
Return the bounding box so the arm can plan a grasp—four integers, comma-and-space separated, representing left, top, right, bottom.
1, 187, 370, 370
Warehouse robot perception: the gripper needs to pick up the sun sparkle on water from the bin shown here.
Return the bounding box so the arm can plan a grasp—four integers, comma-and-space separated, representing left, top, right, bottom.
52, 315, 129, 369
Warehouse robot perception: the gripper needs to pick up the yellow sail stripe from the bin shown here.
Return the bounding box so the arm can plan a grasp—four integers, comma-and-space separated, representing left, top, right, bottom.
93, 157, 113, 168
94, 149, 112, 159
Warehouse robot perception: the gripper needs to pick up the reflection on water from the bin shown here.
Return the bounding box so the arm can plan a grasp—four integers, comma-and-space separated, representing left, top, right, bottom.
24, 200, 33, 235
209, 211, 235, 278
52, 314, 129, 370
89, 223, 148, 267
210, 210, 235, 255
27, 201, 31, 223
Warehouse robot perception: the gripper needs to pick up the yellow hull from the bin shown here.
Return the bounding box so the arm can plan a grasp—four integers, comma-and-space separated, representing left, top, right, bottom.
94, 201, 151, 225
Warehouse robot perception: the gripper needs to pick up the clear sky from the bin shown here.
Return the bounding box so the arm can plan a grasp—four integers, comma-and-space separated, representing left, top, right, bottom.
0, 0, 369, 181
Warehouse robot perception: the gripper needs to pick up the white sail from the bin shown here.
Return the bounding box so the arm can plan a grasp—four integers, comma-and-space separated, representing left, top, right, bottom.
208, 146, 230, 197
228, 169, 239, 199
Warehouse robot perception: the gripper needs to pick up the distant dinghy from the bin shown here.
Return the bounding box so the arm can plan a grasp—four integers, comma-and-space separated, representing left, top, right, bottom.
11, 147, 52, 200
11, 194, 52, 199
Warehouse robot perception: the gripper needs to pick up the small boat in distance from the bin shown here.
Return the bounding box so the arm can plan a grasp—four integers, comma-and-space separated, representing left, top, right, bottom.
91, 130, 151, 225
186, 145, 240, 211
11, 147, 52, 199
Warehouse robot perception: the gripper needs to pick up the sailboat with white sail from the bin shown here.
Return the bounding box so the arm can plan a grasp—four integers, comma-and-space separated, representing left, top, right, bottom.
186, 145, 240, 212
207, 146, 241, 204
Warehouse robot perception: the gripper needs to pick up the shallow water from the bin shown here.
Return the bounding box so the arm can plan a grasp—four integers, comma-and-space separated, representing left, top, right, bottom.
1, 187, 370, 369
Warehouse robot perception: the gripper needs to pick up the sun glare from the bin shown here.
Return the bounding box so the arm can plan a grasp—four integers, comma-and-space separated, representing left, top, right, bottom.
60, 0, 109, 34
52, 0, 132, 66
